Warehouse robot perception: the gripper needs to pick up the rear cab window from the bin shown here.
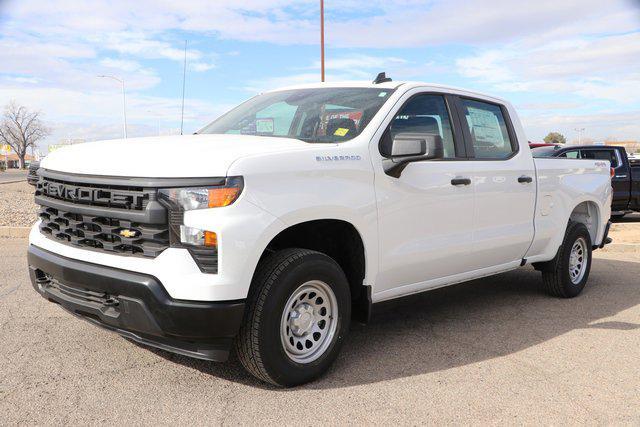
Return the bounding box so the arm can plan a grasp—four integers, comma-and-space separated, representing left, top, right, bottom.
459, 98, 516, 159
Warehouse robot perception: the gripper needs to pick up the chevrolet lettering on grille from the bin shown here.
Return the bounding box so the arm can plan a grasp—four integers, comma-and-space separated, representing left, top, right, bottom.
40, 181, 145, 210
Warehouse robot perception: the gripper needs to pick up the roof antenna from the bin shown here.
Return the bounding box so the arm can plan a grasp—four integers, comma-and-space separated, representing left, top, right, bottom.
373, 72, 392, 84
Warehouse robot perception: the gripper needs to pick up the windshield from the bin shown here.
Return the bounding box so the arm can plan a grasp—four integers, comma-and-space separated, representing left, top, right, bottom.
531, 146, 561, 157
198, 88, 394, 143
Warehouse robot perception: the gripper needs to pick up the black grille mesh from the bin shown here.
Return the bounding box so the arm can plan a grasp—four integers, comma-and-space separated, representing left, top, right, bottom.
38, 205, 169, 258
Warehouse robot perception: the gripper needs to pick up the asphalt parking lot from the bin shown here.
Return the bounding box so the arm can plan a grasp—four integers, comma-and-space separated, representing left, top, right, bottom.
2, 235, 640, 424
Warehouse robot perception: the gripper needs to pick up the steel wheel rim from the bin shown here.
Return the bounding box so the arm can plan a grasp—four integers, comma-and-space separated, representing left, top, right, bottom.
569, 237, 588, 284
280, 280, 338, 364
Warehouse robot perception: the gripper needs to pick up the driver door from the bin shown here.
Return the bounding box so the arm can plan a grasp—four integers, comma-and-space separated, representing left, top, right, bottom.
374, 92, 477, 299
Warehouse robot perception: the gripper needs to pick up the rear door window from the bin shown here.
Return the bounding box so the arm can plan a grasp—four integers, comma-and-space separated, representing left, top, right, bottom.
459, 99, 515, 159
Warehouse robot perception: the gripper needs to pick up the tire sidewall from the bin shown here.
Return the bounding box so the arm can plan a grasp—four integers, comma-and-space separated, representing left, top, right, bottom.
559, 224, 592, 297
259, 253, 351, 386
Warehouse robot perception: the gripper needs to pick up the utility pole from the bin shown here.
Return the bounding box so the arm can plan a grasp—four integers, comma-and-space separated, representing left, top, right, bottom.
320, 0, 325, 82
574, 127, 585, 144
180, 40, 187, 135
98, 75, 127, 139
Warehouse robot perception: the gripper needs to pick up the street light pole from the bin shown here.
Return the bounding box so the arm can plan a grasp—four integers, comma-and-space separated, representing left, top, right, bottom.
320, 0, 325, 82
574, 127, 585, 144
99, 75, 127, 139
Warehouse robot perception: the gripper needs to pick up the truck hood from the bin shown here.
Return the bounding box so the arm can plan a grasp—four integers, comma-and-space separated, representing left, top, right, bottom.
41, 134, 311, 177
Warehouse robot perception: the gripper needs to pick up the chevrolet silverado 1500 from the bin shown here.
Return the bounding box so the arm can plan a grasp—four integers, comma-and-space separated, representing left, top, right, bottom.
28, 78, 612, 386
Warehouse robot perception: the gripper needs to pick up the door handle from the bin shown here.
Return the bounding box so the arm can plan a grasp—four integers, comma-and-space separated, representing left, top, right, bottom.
451, 177, 471, 186
518, 176, 533, 183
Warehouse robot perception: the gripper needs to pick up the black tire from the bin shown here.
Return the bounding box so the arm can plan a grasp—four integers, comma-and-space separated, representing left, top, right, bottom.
611, 213, 626, 219
539, 221, 592, 298
235, 248, 351, 387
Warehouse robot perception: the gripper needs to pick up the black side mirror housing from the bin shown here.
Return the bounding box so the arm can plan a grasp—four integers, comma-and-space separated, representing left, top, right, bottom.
381, 132, 444, 177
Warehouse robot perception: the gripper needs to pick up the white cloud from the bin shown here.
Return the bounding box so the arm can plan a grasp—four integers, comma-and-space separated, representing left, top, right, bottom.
1, 0, 638, 146
190, 62, 215, 72
456, 32, 640, 104
521, 110, 640, 142
99, 58, 143, 72
6, 0, 637, 48
4, 76, 40, 84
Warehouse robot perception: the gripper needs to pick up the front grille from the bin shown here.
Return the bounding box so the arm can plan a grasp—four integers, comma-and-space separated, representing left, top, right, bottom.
34, 170, 222, 272
35, 172, 170, 258
38, 205, 169, 257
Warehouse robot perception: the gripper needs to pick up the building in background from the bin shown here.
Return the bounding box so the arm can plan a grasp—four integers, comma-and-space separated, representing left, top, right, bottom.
0, 144, 37, 170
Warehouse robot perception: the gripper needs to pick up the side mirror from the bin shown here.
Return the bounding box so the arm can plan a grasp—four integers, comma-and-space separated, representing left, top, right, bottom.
381, 132, 444, 177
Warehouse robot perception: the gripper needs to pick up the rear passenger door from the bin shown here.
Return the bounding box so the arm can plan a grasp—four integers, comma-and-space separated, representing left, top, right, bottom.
454, 97, 536, 269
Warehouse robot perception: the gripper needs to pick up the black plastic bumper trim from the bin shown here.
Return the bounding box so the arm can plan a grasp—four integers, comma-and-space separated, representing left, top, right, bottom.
27, 244, 245, 361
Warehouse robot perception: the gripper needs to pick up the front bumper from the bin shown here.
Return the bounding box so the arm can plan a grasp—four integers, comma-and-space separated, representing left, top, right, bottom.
28, 244, 245, 361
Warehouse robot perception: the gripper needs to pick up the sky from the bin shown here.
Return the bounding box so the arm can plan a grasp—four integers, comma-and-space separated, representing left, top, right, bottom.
0, 0, 639, 152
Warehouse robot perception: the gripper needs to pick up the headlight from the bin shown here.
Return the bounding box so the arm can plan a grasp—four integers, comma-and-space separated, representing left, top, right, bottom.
157, 177, 242, 274
158, 176, 243, 211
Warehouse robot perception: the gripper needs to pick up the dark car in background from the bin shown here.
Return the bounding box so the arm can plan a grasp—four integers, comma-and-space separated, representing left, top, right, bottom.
27, 161, 39, 186
532, 145, 640, 218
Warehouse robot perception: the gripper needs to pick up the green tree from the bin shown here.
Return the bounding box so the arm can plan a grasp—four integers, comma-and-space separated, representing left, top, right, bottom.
543, 132, 566, 145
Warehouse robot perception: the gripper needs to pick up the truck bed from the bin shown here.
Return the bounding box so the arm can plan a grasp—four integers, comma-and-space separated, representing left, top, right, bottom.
526, 158, 612, 263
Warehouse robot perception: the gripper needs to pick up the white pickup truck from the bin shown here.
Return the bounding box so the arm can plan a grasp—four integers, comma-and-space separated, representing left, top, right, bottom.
28, 77, 612, 386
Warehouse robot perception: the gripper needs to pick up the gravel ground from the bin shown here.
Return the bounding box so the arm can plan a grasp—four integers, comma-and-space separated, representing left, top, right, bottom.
0, 181, 37, 227
2, 238, 640, 424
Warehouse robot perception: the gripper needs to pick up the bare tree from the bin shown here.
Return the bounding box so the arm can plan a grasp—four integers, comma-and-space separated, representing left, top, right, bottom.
0, 101, 50, 169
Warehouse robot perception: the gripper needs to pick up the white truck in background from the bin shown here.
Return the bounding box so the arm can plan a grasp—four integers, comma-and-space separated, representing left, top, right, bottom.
28, 76, 612, 386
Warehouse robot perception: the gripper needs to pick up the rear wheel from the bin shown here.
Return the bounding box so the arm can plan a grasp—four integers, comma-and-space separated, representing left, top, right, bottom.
539, 221, 592, 298
235, 248, 351, 387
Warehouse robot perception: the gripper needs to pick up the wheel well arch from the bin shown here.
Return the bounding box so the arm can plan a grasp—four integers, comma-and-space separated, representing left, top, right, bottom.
568, 200, 601, 244
254, 219, 370, 321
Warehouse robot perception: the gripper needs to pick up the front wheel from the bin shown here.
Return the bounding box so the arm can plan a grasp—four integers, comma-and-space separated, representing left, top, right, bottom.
235, 248, 351, 387
539, 221, 593, 298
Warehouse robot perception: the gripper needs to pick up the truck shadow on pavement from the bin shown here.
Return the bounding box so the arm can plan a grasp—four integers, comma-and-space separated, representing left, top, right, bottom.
147, 258, 640, 390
